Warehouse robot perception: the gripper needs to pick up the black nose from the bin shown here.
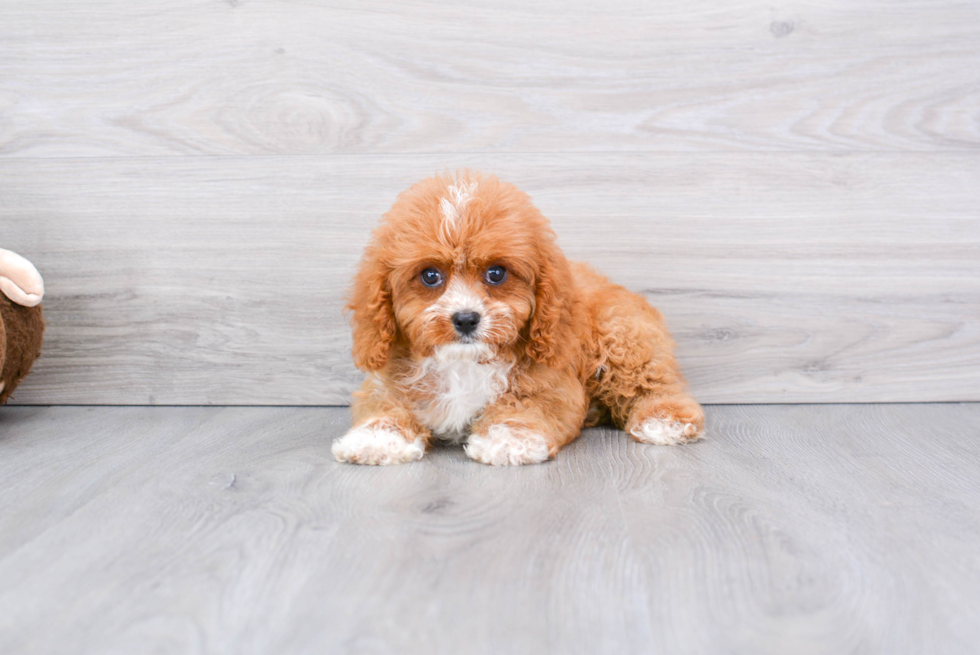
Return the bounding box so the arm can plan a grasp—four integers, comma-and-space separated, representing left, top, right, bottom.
452, 311, 481, 335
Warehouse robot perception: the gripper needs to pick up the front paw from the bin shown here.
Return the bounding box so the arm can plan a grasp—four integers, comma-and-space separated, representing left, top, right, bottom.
332, 421, 425, 465
464, 423, 552, 466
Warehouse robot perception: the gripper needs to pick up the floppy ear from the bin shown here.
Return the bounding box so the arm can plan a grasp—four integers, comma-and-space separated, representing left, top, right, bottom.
346, 246, 397, 371
526, 242, 576, 369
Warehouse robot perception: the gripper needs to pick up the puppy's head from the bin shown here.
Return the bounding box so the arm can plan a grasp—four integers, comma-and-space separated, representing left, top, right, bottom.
347, 170, 574, 371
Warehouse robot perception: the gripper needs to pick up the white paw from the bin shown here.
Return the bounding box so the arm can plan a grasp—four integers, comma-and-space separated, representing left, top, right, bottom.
630, 418, 702, 445
332, 421, 425, 465
464, 423, 551, 466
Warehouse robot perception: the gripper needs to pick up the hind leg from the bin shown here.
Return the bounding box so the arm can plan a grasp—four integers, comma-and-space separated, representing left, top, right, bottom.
576, 264, 703, 445
607, 353, 704, 445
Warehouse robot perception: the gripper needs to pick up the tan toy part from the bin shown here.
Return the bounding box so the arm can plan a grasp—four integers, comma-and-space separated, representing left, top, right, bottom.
0, 248, 45, 405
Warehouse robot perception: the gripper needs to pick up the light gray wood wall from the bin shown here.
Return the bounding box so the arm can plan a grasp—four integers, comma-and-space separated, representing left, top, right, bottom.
1, 0, 978, 405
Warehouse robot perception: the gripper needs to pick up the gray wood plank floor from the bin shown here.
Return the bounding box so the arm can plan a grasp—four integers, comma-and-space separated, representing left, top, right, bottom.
2, 404, 978, 654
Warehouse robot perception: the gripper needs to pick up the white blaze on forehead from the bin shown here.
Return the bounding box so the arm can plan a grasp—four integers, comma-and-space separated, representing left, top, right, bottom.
440, 180, 478, 241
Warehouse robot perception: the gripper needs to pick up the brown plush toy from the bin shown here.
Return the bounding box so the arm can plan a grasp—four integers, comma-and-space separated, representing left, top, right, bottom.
0, 249, 45, 405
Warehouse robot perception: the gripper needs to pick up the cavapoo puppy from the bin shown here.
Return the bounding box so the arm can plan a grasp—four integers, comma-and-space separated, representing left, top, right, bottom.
333, 171, 703, 466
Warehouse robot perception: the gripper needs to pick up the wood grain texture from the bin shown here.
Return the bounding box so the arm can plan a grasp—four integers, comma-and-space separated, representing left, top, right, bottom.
0, 0, 978, 157
3, 153, 978, 405
1, 404, 979, 654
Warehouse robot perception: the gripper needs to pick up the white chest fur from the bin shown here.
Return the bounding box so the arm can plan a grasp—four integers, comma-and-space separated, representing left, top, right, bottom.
406, 344, 512, 442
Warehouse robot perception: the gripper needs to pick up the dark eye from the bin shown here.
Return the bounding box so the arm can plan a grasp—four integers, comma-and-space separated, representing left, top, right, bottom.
484, 265, 507, 285
420, 268, 443, 287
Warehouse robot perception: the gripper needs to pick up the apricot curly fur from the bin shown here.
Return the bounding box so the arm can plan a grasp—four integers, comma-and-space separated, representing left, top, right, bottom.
525, 236, 576, 369
346, 244, 398, 371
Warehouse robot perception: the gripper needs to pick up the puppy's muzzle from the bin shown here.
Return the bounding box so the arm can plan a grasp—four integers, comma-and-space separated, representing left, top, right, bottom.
452, 311, 481, 336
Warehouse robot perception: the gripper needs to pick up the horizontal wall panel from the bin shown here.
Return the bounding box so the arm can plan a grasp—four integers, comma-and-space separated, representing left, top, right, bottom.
2, 153, 977, 404
0, 0, 978, 157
